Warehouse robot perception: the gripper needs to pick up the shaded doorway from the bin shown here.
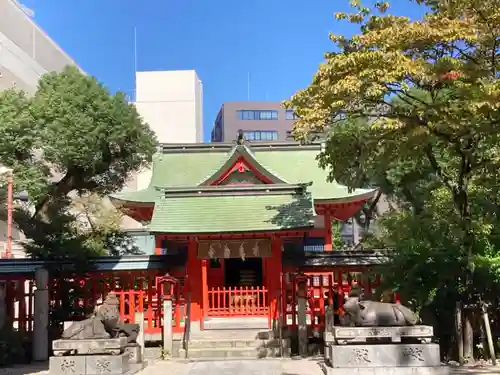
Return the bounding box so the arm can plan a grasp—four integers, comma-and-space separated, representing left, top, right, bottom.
224, 258, 263, 287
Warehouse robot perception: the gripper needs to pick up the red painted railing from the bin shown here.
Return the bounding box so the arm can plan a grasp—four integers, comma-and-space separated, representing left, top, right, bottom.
1, 270, 187, 337
281, 269, 383, 330
208, 286, 268, 316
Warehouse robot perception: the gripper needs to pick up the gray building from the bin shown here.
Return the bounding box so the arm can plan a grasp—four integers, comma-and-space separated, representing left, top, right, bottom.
0, 0, 79, 94
211, 101, 299, 143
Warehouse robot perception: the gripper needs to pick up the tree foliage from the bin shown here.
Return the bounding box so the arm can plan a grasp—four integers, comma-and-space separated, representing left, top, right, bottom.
0, 66, 157, 259
285, 0, 500, 361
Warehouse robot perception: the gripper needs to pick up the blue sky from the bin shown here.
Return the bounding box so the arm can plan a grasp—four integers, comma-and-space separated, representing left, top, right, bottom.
23, 0, 425, 142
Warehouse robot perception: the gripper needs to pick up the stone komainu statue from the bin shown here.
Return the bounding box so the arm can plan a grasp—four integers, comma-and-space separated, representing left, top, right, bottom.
340, 287, 419, 327
61, 293, 139, 342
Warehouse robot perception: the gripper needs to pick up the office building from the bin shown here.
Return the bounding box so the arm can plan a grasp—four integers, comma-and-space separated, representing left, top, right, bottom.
211, 102, 298, 143
0, 0, 79, 93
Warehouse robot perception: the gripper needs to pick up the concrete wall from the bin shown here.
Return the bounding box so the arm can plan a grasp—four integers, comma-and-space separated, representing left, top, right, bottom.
135, 70, 203, 144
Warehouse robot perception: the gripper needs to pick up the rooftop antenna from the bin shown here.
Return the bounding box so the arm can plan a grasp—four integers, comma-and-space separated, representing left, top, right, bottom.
247, 72, 251, 101
133, 27, 137, 101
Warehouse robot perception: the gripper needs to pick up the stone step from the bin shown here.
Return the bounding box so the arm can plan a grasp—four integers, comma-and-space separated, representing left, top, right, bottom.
187, 339, 260, 349
181, 338, 291, 359
183, 347, 262, 359
203, 317, 269, 330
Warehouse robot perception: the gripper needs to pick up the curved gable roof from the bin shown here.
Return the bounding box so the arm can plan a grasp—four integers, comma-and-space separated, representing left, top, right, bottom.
111, 142, 376, 205
199, 144, 287, 185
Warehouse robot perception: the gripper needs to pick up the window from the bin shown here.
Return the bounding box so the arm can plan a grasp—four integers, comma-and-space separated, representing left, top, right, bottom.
237, 110, 278, 120
242, 131, 278, 141
285, 110, 300, 120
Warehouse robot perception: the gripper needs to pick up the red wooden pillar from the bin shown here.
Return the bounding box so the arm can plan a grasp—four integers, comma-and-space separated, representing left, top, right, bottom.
201, 259, 208, 321
324, 211, 333, 251
269, 236, 283, 325
155, 235, 164, 255
186, 238, 202, 326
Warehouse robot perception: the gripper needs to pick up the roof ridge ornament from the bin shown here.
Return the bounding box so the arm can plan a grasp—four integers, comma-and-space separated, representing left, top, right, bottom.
237, 129, 245, 145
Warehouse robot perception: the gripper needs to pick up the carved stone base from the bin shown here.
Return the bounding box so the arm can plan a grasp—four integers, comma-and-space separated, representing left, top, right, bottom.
326, 344, 441, 368
86, 353, 130, 375
325, 326, 434, 345
50, 356, 86, 375
124, 344, 142, 364
49, 353, 130, 375
53, 338, 128, 356
321, 364, 450, 375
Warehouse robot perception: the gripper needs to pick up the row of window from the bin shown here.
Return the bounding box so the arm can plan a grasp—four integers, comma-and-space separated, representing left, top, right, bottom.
243, 130, 279, 141
237, 110, 299, 121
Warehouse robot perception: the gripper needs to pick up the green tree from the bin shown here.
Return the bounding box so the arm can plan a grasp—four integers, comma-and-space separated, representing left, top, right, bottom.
0, 66, 157, 260
71, 193, 143, 256
285, 0, 500, 362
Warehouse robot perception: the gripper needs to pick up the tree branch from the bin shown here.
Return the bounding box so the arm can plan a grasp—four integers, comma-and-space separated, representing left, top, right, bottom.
424, 144, 455, 193
33, 168, 83, 220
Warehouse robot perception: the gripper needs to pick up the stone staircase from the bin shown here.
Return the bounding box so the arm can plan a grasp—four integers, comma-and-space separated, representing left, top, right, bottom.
178, 318, 290, 360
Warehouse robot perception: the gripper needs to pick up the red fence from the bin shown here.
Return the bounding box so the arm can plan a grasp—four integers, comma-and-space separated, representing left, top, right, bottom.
207, 286, 268, 317
1, 267, 392, 339
282, 269, 385, 331
0, 269, 187, 337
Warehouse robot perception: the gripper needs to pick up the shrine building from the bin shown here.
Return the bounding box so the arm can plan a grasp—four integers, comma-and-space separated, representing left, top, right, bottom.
110, 141, 377, 331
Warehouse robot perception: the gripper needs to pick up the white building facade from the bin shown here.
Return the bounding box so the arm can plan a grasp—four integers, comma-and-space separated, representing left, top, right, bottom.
127, 70, 204, 193
0, 0, 79, 257
135, 70, 203, 145
0, 0, 79, 93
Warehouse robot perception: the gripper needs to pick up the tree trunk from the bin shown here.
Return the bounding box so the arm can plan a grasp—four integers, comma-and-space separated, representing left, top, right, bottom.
463, 308, 474, 363
455, 301, 464, 364
33, 171, 79, 221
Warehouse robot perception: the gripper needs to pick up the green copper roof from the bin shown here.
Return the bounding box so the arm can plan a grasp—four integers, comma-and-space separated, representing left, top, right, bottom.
110, 187, 161, 204
112, 143, 376, 204
254, 148, 374, 201
148, 190, 315, 234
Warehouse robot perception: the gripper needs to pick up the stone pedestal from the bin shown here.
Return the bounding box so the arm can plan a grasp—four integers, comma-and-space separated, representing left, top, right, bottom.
49, 338, 145, 375
53, 338, 128, 356
124, 344, 142, 364
322, 365, 451, 375
50, 352, 129, 375
327, 343, 440, 367
323, 326, 450, 375
325, 325, 435, 345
